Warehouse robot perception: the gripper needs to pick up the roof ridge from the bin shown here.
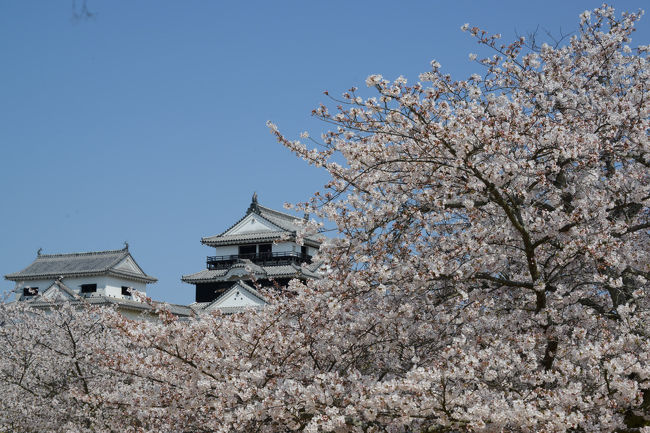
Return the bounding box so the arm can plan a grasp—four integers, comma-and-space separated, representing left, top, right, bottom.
203, 201, 299, 241
106, 250, 132, 271
218, 229, 282, 236
52, 279, 80, 299
209, 209, 251, 239
37, 248, 128, 259
258, 204, 303, 221
234, 280, 265, 302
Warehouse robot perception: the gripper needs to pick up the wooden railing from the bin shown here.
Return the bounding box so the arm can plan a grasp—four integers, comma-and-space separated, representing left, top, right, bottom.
206, 251, 311, 269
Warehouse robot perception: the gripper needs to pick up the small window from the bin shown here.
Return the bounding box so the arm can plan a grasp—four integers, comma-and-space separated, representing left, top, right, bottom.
80, 284, 97, 294
121, 286, 131, 296
239, 245, 256, 256
258, 244, 272, 256
23, 287, 38, 297
301, 246, 311, 262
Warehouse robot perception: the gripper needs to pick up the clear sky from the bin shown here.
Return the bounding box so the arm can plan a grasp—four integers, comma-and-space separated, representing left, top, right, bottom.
1, 1, 648, 305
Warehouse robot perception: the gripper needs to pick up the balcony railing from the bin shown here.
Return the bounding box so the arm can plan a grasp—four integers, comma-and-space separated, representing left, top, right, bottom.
206, 251, 312, 269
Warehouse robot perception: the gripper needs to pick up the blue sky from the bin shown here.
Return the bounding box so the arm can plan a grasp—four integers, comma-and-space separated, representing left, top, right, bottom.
1, 1, 648, 305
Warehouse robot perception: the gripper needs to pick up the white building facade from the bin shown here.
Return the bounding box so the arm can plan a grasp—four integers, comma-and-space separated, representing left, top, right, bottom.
6, 245, 155, 301
182, 194, 322, 313
4, 246, 191, 319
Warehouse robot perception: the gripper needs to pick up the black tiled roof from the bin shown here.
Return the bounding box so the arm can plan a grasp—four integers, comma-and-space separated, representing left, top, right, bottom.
5, 247, 157, 283
201, 197, 322, 247
190, 281, 265, 314
181, 262, 322, 283
27, 295, 193, 317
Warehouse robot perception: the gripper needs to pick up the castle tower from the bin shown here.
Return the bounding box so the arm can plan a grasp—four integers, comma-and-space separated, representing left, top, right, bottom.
181, 194, 322, 312
4, 245, 191, 319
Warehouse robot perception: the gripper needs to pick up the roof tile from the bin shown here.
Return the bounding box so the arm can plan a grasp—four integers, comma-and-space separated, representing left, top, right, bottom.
181, 262, 321, 283
5, 248, 157, 283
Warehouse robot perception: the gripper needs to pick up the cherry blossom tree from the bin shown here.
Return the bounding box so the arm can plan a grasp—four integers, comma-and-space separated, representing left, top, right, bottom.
0, 302, 136, 432
263, 5, 650, 431
0, 6, 647, 433
99, 6, 650, 432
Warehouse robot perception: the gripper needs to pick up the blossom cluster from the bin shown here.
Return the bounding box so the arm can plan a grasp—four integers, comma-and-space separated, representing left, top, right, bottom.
0, 6, 648, 432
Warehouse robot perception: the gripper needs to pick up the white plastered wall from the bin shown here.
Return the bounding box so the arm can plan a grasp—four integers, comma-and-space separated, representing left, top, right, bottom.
213, 245, 239, 256
100, 275, 148, 298
226, 214, 277, 235
212, 286, 264, 308
12, 275, 148, 301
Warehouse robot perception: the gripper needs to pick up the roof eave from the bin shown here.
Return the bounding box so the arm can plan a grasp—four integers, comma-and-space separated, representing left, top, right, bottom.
107, 270, 158, 284
5, 270, 157, 284
201, 235, 322, 248
200, 234, 287, 246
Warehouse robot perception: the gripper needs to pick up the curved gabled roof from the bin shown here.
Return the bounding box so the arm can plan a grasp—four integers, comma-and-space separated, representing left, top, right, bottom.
201, 231, 287, 246
27, 295, 192, 316
201, 194, 322, 247
181, 261, 322, 284
189, 281, 266, 314
5, 247, 157, 283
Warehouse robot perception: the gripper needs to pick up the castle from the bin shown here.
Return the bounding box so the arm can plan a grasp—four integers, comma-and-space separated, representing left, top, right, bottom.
4, 194, 322, 317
